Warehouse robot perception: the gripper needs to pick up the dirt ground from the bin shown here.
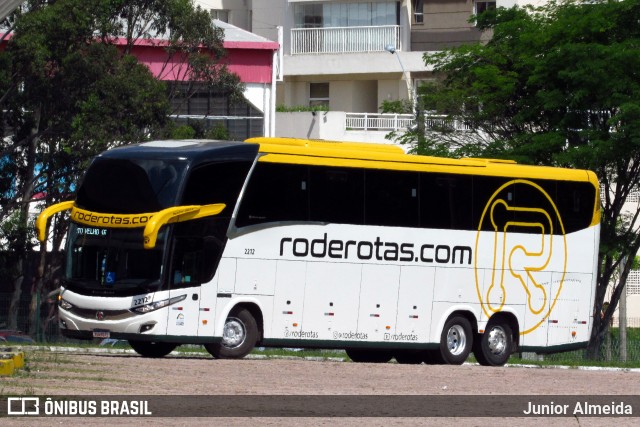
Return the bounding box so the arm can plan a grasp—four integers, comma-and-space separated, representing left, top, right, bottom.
2, 348, 640, 426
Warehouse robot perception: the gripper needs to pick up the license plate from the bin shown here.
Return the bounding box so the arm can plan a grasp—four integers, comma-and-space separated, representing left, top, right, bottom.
93, 330, 110, 338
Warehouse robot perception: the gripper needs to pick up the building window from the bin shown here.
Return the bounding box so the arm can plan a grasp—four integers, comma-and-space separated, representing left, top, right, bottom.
413, 0, 424, 25
475, 1, 496, 15
309, 83, 329, 108
211, 9, 229, 23
294, 2, 399, 28
628, 269, 640, 296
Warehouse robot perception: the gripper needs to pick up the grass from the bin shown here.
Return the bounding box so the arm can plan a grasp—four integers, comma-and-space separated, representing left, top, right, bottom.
250, 347, 348, 361
14, 331, 640, 368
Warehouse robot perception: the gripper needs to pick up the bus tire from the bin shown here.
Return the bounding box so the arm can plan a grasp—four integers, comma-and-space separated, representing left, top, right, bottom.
205, 308, 258, 359
473, 320, 513, 367
128, 340, 177, 358
438, 316, 472, 365
394, 350, 424, 364
346, 348, 393, 363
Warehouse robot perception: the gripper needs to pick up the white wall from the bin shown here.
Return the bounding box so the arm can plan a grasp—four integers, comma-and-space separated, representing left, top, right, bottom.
275, 111, 405, 146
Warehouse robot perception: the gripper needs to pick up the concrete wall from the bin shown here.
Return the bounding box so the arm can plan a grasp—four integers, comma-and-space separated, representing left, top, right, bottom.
330, 81, 378, 113
283, 81, 309, 107
251, 0, 292, 51
411, 0, 483, 51
197, 0, 252, 30
282, 79, 395, 113
275, 111, 405, 146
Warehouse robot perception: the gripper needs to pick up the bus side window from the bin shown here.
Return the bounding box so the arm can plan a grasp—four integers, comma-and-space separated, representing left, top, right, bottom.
309, 166, 364, 225
553, 181, 595, 234
236, 163, 309, 227
170, 232, 221, 288
181, 161, 252, 210
365, 169, 419, 227
473, 176, 515, 232
171, 238, 202, 287
421, 173, 473, 230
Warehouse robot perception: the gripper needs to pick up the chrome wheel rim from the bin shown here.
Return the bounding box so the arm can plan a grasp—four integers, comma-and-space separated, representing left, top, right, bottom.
487, 326, 507, 355
222, 317, 246, 349
446, 324, 467, 356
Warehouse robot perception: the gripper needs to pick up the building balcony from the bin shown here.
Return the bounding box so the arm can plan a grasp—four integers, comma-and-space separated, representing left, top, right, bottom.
346, 113, 472, 133
276, 111, 471, 147
345, 112, 413, 131
290, 25, 401, 55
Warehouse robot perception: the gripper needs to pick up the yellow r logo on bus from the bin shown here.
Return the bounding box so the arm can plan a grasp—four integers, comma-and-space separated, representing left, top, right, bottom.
474, 179, 567, 335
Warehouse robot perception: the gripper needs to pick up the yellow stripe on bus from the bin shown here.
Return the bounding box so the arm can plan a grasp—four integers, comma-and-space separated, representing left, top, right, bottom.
249, 137, 600, 228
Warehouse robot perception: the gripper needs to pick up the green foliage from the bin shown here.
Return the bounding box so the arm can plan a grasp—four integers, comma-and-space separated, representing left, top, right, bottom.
410, 0, 640, 358
276, 104, 329, 112
0, 0, 243, 233
161, 121, 231, 140
379, 99, 412, 114
0, 0, 244, 330
205, 123, 230, 140
170, 125, 197, 140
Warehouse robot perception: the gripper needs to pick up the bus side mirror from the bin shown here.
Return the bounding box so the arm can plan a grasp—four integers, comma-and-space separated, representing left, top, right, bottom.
35, 201, 75, 242
143, 203, 226, 249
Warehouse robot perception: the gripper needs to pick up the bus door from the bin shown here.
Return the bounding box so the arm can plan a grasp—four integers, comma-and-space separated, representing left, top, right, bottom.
166, 236, 207, 337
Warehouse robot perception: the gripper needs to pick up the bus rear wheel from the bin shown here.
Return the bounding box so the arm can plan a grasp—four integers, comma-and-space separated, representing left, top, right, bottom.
346, 348, 393, 363
437, 316, 472, 365
473, 320, 513, 366
205, 308, 258, 359
128, 340, 177, 358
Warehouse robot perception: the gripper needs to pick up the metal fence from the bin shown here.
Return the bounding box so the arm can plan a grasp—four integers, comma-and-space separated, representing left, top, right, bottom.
344, 113, 475, 133
345, 113, 414, 131
291, 25, 400, 55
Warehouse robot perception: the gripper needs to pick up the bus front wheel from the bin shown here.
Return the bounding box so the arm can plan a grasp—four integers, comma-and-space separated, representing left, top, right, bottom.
473, 320, 513, 366
128, 340, 177, 358
205, 308, 258, 359
438, 316, 472, 365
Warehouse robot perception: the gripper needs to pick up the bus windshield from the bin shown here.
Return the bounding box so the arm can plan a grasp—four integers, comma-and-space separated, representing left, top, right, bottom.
76, 157, 187, 213
65, 223, 167, 296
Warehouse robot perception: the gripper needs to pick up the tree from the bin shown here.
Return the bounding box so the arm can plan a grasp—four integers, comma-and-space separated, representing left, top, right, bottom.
409, 0, 640, 358
0, 0, 243, 337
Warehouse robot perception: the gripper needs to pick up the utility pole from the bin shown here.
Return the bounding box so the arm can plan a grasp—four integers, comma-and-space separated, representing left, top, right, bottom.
619, 256, 627, 362
384, 44, 425, 152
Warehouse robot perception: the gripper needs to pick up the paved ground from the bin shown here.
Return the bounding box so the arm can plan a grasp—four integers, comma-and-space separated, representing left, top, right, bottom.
2, 349, 639, 426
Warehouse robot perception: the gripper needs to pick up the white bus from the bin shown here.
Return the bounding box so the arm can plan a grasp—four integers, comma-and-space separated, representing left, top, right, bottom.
36, 137, 600, 366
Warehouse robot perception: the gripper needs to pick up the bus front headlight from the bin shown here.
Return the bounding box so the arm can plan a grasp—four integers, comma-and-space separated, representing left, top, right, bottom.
132, 294, 187, 314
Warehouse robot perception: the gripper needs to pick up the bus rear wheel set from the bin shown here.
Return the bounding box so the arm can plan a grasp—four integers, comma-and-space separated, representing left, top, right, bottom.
128, 311, 514, 366
346, 316, 514, 367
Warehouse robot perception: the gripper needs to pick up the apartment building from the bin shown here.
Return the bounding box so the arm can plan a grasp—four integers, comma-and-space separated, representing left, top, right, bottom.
199, 1, 557, 112
198, 1, 640, 323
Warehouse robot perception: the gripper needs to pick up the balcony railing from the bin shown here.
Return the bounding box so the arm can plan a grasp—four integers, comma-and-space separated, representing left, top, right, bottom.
291, 25, 400, 55
345, 113, 473, 132
346, 113, 413, 131
424, 115, 474, 132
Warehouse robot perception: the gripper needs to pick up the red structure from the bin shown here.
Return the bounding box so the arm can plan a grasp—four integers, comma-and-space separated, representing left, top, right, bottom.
1, 20, 280, 138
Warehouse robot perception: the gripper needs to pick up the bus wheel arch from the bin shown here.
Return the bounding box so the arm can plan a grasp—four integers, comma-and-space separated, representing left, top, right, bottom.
205, 303, 263, 359
474, 312, 519, 366
436, 311, 475, 365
